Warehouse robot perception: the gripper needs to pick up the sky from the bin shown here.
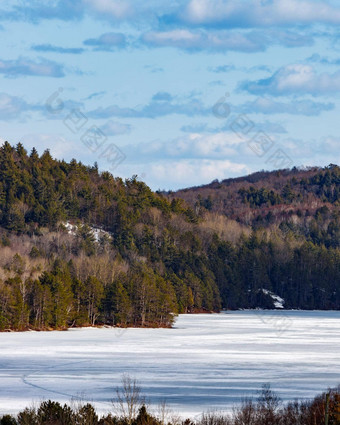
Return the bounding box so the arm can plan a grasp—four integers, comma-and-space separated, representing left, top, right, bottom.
0, 0, 340, 190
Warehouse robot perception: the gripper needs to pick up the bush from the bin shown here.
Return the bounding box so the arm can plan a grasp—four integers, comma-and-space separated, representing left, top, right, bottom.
5, 384, 340, 425
0, 415, 17, 425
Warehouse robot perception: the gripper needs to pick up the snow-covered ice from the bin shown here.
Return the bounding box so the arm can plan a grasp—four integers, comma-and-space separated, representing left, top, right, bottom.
0, 310, 340, 417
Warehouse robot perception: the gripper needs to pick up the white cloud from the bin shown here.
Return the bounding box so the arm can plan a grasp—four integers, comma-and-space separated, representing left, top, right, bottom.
260, 136, 340, 164
321, 136, 340, 154
88, 92, 210, 118
0, 93, 41, 120
0, 57, 64, 78
83, 0, 132, 19
21, 134, 80, 159
139, 158, 250, 189
180, 0, 340, 27
127, 133, 247, 161
4, 0, 340, 31
144, 29, 199, 46
241, 64, 340, 96
0, 93, 27, 119
83, 32, 126, 50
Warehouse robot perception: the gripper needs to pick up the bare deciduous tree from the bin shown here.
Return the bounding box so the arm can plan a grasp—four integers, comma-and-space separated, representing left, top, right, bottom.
112, 374, 145, 424
156, 399, 172, 425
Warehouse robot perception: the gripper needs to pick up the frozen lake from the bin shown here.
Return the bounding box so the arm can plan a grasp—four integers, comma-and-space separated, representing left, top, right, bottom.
1, 310, 340, 417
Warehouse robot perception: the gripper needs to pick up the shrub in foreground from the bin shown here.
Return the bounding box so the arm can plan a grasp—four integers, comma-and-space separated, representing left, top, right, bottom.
1, 384, 340, 425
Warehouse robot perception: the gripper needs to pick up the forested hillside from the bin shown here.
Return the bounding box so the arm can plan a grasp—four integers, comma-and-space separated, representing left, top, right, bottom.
0, 142, 339, 331
174, 166, 340, 233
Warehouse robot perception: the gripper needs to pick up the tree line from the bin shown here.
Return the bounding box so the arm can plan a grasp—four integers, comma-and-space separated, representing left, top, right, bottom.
0, 142, 339, 331
1, 380, 340, 425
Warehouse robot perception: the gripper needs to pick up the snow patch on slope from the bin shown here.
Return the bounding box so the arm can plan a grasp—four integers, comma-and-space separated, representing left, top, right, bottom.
262, 289, 285, 309
64, 221, 77, 236
63, 222, 112, 242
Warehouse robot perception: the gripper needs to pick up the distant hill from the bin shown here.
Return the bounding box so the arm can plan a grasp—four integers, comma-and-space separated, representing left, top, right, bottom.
0, 142, 339, 331
172, 165, 340, 231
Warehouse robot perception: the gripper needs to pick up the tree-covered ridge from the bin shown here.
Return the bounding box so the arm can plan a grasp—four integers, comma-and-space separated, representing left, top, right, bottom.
0, 142, 339, 331
0, 141, 197, 233
0, 142, 219, 331
173, 165, 340, 248
174, 165, 340, 211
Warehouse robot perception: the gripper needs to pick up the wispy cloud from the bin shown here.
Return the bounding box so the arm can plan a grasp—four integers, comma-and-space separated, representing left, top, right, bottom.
88, 92, 210, 119
144, 65, 164, 73
240, 64, 340, 96
181, 120, 287, 134
0, 57, 65, 78
141, 29, 267, 52
83, 91, 106, 101
208, 80, 225, 86
247, 121, 287, 134
32, 44, 85, 54
209, 64, 236, 73
83, 32, 127, 51
181, 123, 213, 132
99, 120, 132, 136
209, 64, 273, 74
141, 28, 313, 52
306, 53, 340, 66
265, 136, 340, 164
0, 92, 40, 120
239, 97, 334, 116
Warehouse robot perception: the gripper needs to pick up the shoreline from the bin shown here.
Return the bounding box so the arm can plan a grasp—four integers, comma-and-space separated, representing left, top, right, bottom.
2, 308, 340, 333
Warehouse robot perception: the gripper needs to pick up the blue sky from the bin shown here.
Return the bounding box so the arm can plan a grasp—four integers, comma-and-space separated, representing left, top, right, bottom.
1, 0, 340, 190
